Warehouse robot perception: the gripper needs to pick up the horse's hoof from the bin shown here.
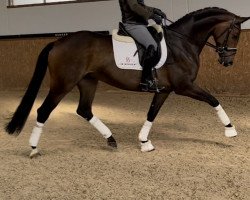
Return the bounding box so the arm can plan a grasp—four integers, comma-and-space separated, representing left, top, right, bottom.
140, 140, 155, 152
107, 136, 117, 148
225, 126, 237, 138
29, 148, 41, 159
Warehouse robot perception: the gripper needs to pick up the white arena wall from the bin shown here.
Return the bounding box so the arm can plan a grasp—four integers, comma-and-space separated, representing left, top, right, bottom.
0, 0, 249, 36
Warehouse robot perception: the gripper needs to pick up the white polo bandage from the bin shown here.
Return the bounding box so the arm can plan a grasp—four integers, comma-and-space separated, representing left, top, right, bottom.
29, 122, 44, 147
139, 121, 153, 142
89, 116, 112, 139
215, 105, 231, 126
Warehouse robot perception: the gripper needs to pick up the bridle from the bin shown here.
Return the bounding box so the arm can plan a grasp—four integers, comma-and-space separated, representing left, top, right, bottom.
205, 18, 240, 57
163, 17, 240, 57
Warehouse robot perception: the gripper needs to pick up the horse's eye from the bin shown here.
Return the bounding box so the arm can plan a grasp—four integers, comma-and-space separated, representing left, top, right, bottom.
232, 35, 239, 40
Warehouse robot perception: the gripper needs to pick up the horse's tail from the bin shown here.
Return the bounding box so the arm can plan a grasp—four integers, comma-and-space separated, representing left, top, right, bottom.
5, 42, 54, 135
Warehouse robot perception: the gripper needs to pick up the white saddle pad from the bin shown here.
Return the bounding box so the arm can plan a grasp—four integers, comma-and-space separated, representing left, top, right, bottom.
112, 28, 167, 70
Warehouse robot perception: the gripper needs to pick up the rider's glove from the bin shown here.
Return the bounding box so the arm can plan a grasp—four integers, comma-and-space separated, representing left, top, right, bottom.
150, 14, 162, 25
153, 8, 167, 19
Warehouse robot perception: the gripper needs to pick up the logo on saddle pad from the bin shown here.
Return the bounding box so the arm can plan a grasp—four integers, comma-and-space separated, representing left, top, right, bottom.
112, 26, 168, 71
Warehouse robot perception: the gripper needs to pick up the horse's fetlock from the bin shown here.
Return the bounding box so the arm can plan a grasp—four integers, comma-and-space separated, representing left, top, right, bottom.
226, 123, 232, 128
76, 108, 93, 121
76, 108, 83, 116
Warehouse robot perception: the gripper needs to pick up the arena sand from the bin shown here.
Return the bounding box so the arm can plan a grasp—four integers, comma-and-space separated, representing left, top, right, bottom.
0, 89, 249, 200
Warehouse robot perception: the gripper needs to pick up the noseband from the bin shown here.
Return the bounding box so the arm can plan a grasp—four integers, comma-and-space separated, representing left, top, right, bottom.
206, 18, 240, 57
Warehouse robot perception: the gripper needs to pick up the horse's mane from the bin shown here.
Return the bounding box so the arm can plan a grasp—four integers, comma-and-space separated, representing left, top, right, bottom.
170, 7, 234, 28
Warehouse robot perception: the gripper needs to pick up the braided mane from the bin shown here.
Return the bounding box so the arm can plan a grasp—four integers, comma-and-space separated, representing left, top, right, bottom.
170, 7, 234, 27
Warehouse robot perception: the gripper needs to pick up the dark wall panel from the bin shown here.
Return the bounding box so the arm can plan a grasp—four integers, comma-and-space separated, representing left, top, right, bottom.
0, 38, 53, 90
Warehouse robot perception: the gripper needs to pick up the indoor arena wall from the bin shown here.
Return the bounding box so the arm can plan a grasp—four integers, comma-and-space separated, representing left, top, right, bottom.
0, 31, 249, 94
0, 0, 250, 94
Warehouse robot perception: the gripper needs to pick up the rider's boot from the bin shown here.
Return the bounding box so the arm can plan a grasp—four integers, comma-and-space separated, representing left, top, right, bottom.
140, 45, 164, 93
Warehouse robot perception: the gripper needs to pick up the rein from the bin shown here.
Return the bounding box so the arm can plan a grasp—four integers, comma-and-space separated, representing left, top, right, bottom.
163, 17, 239, 56
205, 18, 239, 56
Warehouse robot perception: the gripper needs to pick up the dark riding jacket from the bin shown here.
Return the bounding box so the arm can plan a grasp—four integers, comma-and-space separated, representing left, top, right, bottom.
119, 0, 154, 25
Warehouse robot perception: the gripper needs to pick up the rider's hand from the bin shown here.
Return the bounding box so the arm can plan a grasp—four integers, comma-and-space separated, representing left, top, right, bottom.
150, 14, 162, 25
153, 8, 167, 19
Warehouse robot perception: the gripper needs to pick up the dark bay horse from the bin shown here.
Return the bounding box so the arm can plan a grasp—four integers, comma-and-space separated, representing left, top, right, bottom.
5, 7, 250, 157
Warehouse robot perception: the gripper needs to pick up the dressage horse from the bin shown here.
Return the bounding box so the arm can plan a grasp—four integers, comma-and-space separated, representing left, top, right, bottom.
5, 7, 250, 157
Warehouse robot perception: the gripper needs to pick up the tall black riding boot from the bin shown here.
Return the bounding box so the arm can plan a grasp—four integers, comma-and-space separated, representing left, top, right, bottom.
140, 45, 164, 93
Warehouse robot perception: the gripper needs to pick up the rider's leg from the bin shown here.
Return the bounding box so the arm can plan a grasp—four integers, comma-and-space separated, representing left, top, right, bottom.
123, 24, 158, 49
123, 24, 164, 92
140, 45, 164, 92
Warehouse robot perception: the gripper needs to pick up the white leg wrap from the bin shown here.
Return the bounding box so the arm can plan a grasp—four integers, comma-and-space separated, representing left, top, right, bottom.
215, 105, 231, 126
29, 122, 44, 147
139, 121, 153, 142
89, 116, 112, 139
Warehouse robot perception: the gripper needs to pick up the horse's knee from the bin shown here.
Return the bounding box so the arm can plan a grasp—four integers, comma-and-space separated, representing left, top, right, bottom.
76, 108, 93, 121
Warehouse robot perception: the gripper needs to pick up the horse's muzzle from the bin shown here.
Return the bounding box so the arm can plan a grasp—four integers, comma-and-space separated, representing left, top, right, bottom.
224, 61, 233, 67
218, 58, 233, 67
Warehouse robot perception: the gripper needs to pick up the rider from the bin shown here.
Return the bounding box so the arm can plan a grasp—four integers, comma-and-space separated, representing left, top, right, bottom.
118, 0, 166, 92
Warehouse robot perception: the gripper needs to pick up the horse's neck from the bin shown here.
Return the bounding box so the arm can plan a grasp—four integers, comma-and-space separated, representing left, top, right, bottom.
172, 15, 231, 54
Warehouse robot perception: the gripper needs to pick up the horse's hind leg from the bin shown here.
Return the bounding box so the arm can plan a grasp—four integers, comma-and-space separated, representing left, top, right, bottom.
29, 90, 70, 158
175, 83, 237, 137
76, 78, 117, 148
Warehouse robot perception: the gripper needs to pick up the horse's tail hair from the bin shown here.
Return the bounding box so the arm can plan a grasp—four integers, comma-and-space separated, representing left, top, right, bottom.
5, 42, 54, 135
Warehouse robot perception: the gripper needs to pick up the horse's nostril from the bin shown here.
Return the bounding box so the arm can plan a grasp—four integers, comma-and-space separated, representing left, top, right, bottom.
224, 61, 233, 67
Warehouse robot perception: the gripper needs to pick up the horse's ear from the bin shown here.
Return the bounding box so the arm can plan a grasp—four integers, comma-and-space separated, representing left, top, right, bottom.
236, 16, 250, 24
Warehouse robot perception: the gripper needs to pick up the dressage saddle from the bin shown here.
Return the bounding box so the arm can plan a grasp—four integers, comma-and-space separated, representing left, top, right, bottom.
117, 22, 163, 66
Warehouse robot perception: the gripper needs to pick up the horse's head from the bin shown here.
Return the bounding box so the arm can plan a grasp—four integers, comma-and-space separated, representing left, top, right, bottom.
213, 16, 250, 67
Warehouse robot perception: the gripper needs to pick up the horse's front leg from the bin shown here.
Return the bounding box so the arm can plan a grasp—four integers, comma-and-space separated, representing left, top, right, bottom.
175, 83, 237, 137
139, 92, 170, 152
